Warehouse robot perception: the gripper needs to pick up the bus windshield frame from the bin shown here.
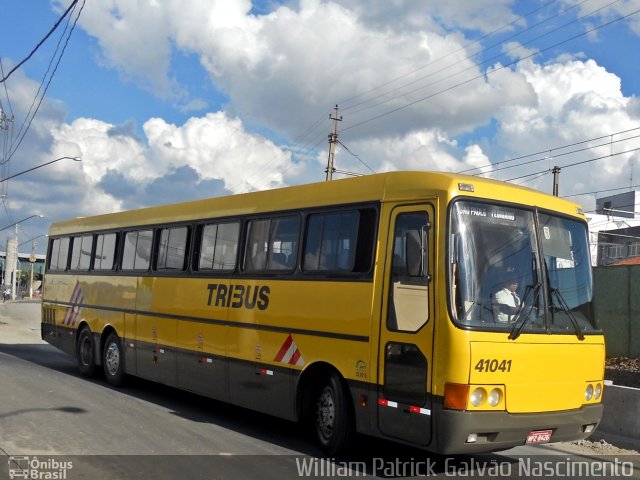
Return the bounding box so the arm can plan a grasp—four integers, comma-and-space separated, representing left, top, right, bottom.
448, 199, 600, 336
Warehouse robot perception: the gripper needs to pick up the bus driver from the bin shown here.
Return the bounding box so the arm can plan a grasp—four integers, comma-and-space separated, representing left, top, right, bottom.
492, 273, 521, 323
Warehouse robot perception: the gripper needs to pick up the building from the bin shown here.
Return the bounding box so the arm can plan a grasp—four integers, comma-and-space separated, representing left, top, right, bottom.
596, 191, 640, 219
0, 250, 46, 298
588, 190, 640, 266
596, 225, 640, 266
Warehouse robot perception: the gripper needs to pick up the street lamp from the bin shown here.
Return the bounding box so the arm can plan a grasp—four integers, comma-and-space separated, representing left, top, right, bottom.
0, 156, 81, 183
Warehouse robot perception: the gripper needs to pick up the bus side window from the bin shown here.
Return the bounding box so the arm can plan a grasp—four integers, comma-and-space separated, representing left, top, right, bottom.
302, 208, 376, 274
244, 216, 299, 273
157, 226, 189, 271
48, 237, 70, 271
122, 230, 153, 271
69, 235, 94, 271
94, 233, 118, 271
198, 222, 239, 271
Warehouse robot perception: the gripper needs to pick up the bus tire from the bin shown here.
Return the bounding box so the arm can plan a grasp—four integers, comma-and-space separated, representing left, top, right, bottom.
314, 373, 354, 455
76, 326, 96, 378
103, 331, 125, 387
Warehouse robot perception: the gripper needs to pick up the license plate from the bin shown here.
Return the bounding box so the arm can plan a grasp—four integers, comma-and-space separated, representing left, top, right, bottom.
526, 429, 553, 444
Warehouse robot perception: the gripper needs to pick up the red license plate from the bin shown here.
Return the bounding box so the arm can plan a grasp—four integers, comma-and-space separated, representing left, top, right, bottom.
526, 429, 553, 444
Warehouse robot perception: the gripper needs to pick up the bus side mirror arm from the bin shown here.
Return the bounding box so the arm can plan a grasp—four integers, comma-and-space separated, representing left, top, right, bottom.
406, 225, 431, 281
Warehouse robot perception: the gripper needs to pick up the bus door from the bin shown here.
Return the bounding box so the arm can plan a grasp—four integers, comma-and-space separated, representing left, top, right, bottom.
377, 205, 435, 446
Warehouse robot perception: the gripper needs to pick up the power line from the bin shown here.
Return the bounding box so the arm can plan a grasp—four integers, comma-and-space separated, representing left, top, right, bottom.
336, 140, 376, 174
342, 5, 640, 135
267, 1, 627, 187
473, 131, 640, 177
585, 201, 640, 214
338, 0, 566, 112
513, 170, 550, 186
5, 0, 86, 163
461, 126, 640, 175
262, 1, 580, 185
342, 0, 598, 118
505, 146, 640, 182
563, 184, 640, 199
0, 0, 79, 83
342, 0, 622, 120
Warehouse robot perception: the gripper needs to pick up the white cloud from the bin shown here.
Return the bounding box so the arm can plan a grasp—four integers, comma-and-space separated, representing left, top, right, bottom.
4, 105, 293, 226
71, 0, 536, 140
332, 0, 521, 34
493, 58, 640, 208
561, 0, 640, 36
144, 112, 293, 193
323, 128, 488, 177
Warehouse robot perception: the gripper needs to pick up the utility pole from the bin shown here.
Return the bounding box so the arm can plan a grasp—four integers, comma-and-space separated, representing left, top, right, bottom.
12, 224, 18, 300
325, 105, 342, 181
29, 239, 37, 299
552, 166, 561, 196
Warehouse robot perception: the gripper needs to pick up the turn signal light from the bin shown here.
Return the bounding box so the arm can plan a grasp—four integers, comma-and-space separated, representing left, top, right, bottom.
444, 383, 469, 410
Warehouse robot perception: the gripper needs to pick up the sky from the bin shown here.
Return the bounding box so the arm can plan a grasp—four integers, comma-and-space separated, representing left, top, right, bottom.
1, 0, 640, 255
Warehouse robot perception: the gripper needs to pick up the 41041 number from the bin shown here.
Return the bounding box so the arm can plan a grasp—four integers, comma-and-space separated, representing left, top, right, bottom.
474, 359, 512, 373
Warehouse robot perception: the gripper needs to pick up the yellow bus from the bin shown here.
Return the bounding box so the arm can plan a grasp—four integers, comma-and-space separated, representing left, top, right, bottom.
41, 171, 604, 454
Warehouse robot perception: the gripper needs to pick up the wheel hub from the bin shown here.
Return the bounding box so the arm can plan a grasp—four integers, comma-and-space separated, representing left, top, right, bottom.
316, 389, 335, 437
105, 343, 120, 376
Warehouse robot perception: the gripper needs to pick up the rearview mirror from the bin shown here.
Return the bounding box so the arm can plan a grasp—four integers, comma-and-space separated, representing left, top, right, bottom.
406, 227, 430, 280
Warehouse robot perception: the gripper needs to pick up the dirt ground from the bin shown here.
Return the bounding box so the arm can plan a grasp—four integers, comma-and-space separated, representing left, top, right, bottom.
605, 357, 640, 388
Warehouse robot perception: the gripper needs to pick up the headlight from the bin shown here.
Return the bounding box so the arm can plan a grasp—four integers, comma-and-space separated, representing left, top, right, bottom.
488, 388, 502, 407
585, 384, 594, 401
594, 383, 602, 400
470, 387, 486, 407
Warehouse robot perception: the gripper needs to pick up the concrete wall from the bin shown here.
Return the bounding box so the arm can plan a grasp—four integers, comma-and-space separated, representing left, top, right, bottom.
593, 265, 640, 357
598, 384, 640, 440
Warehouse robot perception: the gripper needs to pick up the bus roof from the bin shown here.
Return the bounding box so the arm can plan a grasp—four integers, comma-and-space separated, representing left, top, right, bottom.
49, 171, 585, 235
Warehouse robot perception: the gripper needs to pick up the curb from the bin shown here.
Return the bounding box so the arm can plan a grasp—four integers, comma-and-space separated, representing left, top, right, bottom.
598, 383, 640, 445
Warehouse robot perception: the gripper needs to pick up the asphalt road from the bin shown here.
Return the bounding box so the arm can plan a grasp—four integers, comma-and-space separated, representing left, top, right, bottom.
0, 302, 638, 480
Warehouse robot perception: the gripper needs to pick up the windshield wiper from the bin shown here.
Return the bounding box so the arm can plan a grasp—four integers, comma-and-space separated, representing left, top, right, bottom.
508, 283, 541, 340
509, 254, 541, 340
549, 287, 585, 341
542, 258, 585, 341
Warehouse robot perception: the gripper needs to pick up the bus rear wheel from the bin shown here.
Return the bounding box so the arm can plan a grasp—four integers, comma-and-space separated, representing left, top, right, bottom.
313, 373, 354, 455
76, 327, 96, 378
103, 332, 125, 387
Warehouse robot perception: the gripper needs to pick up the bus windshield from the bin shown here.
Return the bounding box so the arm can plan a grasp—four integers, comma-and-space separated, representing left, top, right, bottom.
449, 200, 599, 335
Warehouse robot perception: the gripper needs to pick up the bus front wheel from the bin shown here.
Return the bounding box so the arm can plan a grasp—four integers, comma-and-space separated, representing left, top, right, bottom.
314, 373, 354, 455
76, 327, 96, 378
103, 332, 125, 387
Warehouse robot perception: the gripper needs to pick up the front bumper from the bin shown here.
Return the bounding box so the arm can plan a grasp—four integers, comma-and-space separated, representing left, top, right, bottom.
434, 403, 604, 454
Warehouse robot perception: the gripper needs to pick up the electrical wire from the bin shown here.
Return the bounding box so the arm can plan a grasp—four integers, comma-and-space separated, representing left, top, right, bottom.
274, 1, 628, 185
584, 201, 640, 214
5, 0, 86, 163
513, 170, 550, 186
270, 1, 582, 184
0, 0, 79, 83
337, 140, 376, 174
563, 184, 640, 199
342, 0, 598, 117
474, 132, 640, 177
504, 146, 640, 182
342, 5, 640, 135
461, 126, 640, 175
340, 0, 562, 109
342, 0, 622, 120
